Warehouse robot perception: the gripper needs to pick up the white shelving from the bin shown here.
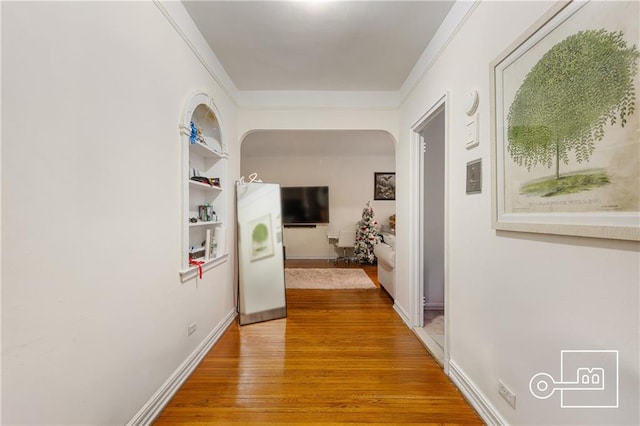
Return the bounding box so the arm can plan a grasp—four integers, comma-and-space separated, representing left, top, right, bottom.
189, 220, 222, 227
189, 140, 227, 159
179, 93, 228, 282
179, 253, 229, 282
189, 180, 223, 191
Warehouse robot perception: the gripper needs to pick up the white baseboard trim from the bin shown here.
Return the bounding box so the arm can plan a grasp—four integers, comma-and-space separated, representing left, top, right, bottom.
127, 309, 237, 426
285, 255, 335, 260
448, 359, 506, 426
425, 302, 444, 310
393, 303, 411, 327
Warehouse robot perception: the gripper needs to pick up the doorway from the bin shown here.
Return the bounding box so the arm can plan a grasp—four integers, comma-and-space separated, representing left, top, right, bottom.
410, 95, 448, 368
240, 130, 396, 261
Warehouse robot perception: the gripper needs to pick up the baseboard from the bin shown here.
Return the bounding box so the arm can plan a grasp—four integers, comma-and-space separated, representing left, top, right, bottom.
425, 302, 444, 310
285, 255, 334, 260
126, 309, 237, 426
393, 303, 411, 327
286, 256, 333, 260
448, 359, 506, 426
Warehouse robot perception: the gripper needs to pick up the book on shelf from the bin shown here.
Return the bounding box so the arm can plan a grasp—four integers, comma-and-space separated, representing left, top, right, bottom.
190, 176, 221, 188
205, 229, 212, 260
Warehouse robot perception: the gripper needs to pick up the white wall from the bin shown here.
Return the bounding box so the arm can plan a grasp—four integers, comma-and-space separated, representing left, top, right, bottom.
396, 1, 639, 425
241, 135, 395, 259
238, 108, 399, 140
1, 2, 238, 424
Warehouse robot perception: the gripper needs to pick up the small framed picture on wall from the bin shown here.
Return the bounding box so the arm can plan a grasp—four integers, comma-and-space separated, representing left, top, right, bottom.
374, 172, 396, 200
466, 159, 482, 194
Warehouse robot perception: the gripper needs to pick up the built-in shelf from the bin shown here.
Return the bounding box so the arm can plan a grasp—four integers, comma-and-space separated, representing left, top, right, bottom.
189, 220, 223, 227
179, 253, 229, 282
189, 140, 227, 159
180, 92, 228, 280
189, 180, 223, 191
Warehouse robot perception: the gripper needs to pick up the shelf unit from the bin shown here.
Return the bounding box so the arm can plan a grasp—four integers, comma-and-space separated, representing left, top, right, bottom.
179, 93, 229, 282
189, 179, 223, 191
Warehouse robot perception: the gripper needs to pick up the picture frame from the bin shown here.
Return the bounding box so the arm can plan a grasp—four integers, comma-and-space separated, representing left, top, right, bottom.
466, 159, 482, 194
374, 172, 396, 201
490, 0, 639, 241
248, 213, 274, 262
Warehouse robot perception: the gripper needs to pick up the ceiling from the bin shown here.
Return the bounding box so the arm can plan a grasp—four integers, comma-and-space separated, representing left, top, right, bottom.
182, 1, 455, 92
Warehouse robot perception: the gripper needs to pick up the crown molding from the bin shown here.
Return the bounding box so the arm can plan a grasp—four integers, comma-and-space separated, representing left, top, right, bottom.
155, 0, 479, 111
153, 0, 239, 105
398, 0, 480, 106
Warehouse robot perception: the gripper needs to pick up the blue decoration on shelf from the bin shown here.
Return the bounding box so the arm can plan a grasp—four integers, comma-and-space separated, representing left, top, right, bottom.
189, 121, 197, 144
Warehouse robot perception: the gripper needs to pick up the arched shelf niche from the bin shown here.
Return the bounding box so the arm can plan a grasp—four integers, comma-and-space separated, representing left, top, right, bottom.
178, 92, 229, 282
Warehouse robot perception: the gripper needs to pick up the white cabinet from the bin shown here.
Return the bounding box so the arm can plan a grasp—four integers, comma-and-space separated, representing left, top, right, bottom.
179, 93, 228, 282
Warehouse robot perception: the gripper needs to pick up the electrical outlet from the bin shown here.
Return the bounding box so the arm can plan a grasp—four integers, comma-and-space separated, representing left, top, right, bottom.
188, 322, 197, 336
498, 380, 516, 409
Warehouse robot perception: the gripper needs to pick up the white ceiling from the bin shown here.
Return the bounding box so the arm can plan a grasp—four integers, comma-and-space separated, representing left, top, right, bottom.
182, 0, 455, 91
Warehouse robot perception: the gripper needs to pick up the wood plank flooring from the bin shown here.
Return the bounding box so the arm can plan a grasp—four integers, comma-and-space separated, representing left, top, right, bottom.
154, 261, 481, 424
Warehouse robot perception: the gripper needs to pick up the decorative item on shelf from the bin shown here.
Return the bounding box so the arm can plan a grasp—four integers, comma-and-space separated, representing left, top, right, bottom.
389, 214, 396, 232
196, 125, 205, 145
354, 201, 381, 264
188, 258, 205, 279
189, 245, 205, 260
198, 204, 215, 222
189, 217, 198, 223
189, 121, 197, 144
190, 175, 219, 187
205, 229, 212, 259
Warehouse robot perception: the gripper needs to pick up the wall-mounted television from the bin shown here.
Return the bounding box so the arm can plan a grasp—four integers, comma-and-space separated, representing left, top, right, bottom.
281, 186, 329, 225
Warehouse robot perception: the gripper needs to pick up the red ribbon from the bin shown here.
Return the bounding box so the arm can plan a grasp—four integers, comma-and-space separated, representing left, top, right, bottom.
189, 259, 205, 279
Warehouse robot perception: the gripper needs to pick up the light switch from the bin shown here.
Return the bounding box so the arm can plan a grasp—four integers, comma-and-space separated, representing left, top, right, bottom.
465, 113, 479, 149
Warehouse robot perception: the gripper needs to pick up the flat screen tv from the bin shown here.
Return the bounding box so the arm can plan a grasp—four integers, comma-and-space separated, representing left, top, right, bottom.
281, 186, 329, 225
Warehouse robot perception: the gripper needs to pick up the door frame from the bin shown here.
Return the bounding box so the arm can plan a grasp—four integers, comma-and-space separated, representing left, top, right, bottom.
409, 92, 450, 371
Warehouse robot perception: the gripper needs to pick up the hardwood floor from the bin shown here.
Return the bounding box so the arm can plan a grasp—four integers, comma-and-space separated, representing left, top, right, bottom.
154, 261, 481, 424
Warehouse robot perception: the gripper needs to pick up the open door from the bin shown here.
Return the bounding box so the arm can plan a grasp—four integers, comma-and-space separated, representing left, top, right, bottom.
236, 182, 287, 325
410, 94, 449, 370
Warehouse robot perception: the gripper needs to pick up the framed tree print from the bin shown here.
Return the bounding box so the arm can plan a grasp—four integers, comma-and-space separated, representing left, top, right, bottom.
490, 0, 640, 241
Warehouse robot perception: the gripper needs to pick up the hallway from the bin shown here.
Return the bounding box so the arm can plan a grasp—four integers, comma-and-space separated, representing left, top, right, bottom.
155, 286, 481, 424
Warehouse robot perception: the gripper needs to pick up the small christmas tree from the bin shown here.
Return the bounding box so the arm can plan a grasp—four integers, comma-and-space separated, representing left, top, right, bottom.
354, 201, 381, 264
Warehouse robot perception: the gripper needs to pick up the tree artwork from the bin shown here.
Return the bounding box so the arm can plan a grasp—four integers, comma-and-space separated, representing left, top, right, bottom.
507, 29, 639, 196
354, 201, 381, 264
252, 223, 269, 252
